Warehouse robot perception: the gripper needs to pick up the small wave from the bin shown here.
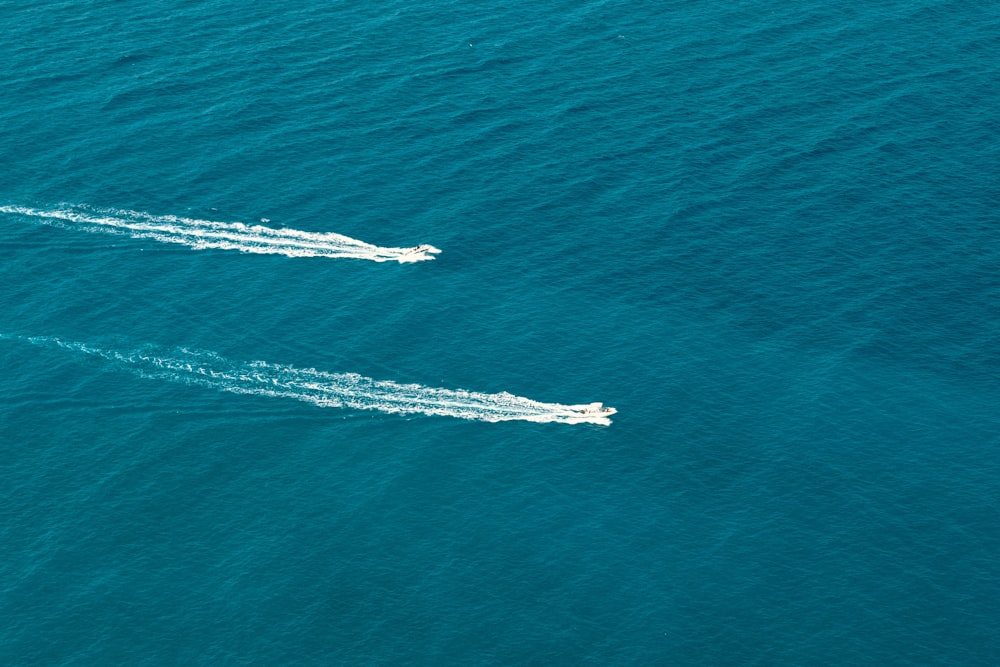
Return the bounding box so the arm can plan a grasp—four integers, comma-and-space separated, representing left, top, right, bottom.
0, 204, 441, 263
7, 335, 616, 426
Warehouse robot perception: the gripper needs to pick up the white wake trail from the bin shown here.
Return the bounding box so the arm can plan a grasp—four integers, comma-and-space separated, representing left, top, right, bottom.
0, 204, 441, 263
11, 336, 616, 426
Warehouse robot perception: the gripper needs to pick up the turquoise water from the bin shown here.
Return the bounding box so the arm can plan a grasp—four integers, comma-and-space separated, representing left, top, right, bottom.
2, 1, 999, 663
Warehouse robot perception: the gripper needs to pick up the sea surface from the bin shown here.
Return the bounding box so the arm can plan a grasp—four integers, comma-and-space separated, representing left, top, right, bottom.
2, 1, 999, 664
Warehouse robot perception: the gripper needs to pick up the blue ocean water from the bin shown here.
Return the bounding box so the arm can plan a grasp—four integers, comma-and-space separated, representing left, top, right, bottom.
2, 0, 999, 663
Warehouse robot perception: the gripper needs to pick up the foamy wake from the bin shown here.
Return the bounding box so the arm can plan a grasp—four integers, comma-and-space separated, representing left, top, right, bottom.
0, 204, 441, 263
11, 336, 616, 425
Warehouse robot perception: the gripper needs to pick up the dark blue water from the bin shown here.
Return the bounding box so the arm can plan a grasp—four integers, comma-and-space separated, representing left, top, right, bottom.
2, 1, 999, 663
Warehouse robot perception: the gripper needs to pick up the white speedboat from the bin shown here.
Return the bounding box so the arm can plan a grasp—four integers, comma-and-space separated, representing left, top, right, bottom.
396, 244, 442, 263
572, 402, 617, 417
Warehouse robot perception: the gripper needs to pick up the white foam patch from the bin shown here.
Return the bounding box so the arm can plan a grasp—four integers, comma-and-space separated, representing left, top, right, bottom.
12, 336, 616, 426
0, 204, 441, 263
